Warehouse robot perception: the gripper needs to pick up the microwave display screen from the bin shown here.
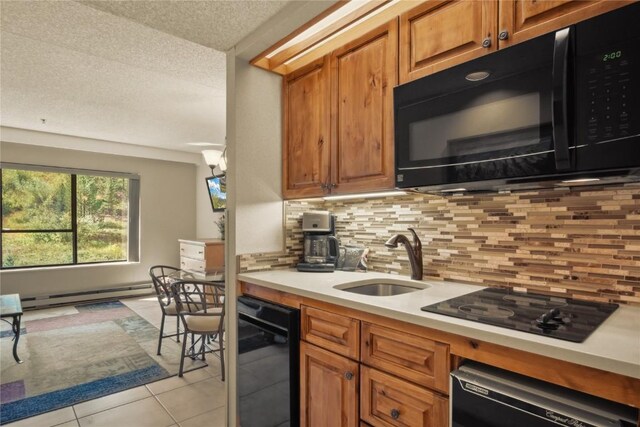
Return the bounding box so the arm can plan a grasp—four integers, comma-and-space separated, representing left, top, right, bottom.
602, 50, 622, 61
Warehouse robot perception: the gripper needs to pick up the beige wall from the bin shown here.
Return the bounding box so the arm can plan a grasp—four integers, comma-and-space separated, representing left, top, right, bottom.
0, 141, 197, 298
234, 57, 284, 254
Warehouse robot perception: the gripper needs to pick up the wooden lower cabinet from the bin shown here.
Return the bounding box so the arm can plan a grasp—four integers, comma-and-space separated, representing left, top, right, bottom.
361, 322, 449, 394
302, 305, 360, 360
361, 366, 448, 427
300, 341, 360, 427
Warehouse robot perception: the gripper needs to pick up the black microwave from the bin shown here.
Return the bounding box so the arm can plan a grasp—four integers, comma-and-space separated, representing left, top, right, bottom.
393, 3, 640, 193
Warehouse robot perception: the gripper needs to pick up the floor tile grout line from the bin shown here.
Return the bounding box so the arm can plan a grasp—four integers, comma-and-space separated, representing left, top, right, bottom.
149, 370, 215, 396
71, 390, 152, 421
71, 405, 79, 425
152, 394, 180, 426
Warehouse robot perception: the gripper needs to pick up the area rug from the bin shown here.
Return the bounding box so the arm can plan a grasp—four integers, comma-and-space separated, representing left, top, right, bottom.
0, 300, 203, 424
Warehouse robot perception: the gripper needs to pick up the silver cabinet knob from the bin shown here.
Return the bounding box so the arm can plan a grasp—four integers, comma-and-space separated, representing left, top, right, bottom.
391, 409, 400, 420
344, 371, 354, 380
482, 37, 492, 48
499, 30, 509, 40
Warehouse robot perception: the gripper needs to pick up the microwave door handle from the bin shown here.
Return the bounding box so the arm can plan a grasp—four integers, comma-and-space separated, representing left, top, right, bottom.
552, 27, 571, 171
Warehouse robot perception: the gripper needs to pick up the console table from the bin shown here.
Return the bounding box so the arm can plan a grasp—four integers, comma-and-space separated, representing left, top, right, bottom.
0, 294, 23, 363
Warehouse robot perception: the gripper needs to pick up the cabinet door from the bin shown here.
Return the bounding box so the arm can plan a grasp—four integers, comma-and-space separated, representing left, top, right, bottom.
498, 0, 631, 48
330, 20, 397, 194
300, 341, 359, 427
283, 57, 331, 199
361, 366, 448, 427
399, 0, 497, 83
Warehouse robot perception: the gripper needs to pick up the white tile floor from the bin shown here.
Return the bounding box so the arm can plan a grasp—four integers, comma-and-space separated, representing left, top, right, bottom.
6, 296, 227, 427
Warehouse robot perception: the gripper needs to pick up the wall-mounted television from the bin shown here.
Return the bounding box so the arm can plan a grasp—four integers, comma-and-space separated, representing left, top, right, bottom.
206, 176, 226, 212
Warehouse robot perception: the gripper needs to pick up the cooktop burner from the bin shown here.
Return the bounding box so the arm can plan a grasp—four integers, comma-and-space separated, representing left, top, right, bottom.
421, 288, 619, 343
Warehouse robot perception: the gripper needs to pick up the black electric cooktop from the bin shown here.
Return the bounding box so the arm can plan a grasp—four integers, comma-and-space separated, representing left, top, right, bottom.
421, 288, 619, 343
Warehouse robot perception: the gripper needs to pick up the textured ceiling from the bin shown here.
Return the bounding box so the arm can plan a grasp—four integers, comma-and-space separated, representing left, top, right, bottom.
78, 0, 291, 52
0, 0, 290, 154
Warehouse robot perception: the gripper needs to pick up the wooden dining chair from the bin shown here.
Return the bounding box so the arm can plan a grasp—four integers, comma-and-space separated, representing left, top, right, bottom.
171, 279, 225, 380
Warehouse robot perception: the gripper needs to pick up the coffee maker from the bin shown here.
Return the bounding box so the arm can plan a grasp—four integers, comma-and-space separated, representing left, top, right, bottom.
297, 211, 340, 272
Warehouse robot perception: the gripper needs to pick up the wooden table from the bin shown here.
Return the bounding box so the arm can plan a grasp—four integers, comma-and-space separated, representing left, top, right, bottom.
0, 294, 23, 364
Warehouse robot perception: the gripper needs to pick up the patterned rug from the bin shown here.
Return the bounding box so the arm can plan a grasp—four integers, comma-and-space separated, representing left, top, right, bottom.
0, 300, 203, 424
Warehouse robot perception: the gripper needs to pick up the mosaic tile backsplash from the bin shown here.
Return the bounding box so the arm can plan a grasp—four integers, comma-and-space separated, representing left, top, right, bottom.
240, 184, 640, 305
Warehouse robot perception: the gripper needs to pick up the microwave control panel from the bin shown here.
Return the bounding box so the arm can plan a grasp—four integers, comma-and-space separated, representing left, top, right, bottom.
579, 44, 637, 145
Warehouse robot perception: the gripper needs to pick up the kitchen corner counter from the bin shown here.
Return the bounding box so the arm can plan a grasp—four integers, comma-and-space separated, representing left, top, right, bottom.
238, 269, 640, 380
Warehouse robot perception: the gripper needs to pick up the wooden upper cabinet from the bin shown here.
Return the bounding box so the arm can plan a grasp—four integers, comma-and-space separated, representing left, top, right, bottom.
330, 20, 397, 194
283, 57, 331, 199
498, 0, 632, 48
300, 341, 359, 427
399, 0, 497, 83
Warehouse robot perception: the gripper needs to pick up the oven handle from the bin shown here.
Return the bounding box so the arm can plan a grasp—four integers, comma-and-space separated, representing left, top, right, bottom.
239, 311, 288, 336
552, 27, 571, 171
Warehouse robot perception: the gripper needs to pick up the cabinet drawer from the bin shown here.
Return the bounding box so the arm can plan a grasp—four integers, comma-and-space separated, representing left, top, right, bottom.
361, 322, 449, 394
361, 366, 448, 427
180, 257, 205, 273
302, 305, 360, 360
180, 243, 205, 260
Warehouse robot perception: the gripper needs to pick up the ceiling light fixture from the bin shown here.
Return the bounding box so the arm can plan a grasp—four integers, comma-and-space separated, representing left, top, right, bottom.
465, 71, 491, 82
322, 190, 407, 201
440, 188, 467, 193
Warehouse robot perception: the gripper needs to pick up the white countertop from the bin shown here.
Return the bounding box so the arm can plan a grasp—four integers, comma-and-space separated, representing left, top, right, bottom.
238, 269, 640, 379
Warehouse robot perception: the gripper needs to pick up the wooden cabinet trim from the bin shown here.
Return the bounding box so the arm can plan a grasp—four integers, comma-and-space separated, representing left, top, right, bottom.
240, 281, 640, 407
361, 366, 448, 427
300, 341, 359, 427
302, 305, 361, 360
361, 322, 450, 394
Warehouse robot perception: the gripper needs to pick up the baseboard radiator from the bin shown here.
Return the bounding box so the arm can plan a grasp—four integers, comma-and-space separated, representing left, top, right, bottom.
20, 283, 154, 309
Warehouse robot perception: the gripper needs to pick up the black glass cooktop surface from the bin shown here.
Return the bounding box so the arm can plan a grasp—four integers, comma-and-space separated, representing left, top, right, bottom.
421, 288, 619, 343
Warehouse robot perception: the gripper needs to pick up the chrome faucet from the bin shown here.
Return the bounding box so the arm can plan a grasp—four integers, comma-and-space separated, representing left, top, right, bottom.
385, 228, 423, 280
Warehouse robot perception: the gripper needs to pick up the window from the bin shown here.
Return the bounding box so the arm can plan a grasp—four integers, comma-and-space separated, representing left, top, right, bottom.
1, 164, 140, 269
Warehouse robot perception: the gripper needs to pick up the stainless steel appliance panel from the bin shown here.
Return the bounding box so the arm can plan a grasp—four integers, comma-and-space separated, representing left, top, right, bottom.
451, 362, 638, 427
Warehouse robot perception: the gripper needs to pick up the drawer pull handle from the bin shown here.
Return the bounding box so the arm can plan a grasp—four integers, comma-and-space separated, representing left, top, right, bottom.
344, 371, 354, 380
390, 409, 400, 420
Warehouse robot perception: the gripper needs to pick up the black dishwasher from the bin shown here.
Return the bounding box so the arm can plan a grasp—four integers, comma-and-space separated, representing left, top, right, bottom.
238, 296, 300, 427
451, 362, 638, 427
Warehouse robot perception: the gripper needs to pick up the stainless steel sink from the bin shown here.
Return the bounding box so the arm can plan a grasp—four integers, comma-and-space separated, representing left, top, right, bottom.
334, 279, 429, 296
